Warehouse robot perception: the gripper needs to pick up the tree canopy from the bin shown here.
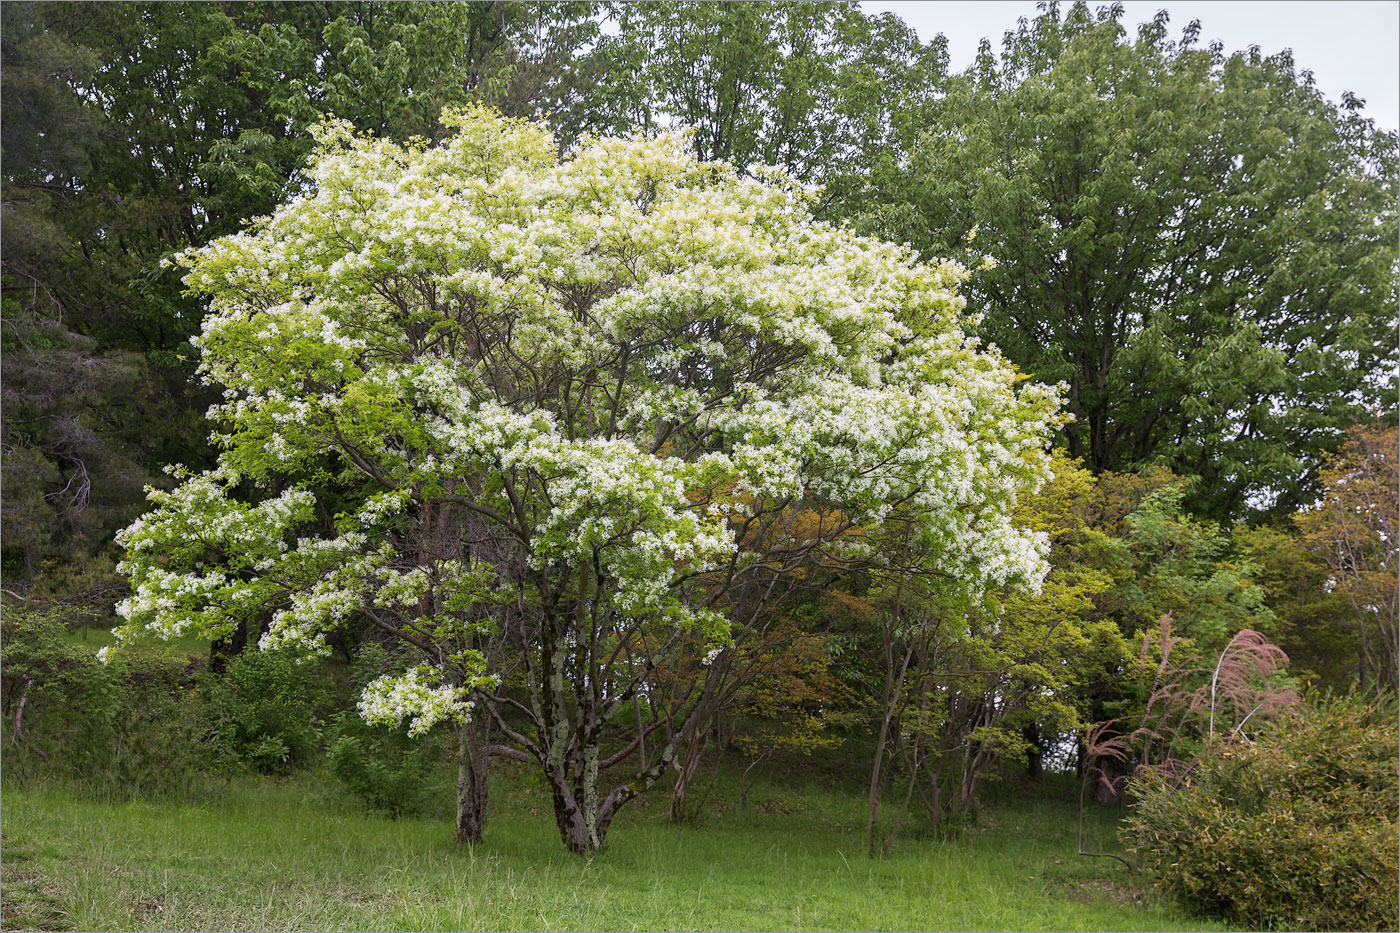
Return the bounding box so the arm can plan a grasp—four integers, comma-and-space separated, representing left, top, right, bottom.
112, 108, 1061, 851
844, 1, 1398, 520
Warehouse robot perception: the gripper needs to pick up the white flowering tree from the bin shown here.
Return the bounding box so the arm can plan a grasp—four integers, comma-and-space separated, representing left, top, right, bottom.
112, 107, 1061, 853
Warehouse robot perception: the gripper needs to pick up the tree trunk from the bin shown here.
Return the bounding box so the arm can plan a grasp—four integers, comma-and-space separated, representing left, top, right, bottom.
1093, 753, 1126, 806
1024, 722, 1043, 783
454, 713, 491, 844
883, 755, 919, 855
208, 618, 248, 674
12, 677, 49, 763
920, 756, 943, 830
546, 761, 601, 853
668, 728, 709, 824
866, 638, 914, 855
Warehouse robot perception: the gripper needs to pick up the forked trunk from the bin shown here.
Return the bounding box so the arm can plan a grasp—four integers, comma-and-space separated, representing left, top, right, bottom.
545, 748, 605, 853
541, 656, 729, 854
669, 728, 709, 823
550, 777, 600, 852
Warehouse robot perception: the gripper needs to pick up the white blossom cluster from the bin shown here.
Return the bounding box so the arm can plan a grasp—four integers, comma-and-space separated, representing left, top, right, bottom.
114, 106, 1063, 709
357, 667, 472, 737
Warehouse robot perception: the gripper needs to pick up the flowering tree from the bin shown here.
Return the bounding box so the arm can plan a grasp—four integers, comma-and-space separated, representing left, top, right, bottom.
112, 107, 1060, 853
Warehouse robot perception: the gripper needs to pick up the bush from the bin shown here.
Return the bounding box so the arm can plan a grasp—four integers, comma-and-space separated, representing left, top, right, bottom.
200, 648, 330, 774
324, 645, 451, 816
328, 728, 440, 817
1124, 695, 1399, 931
2, 604, 116, 777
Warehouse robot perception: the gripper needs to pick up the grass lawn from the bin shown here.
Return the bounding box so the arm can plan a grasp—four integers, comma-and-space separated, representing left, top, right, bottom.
61, 625, 210, 658
0, 762, 1227, 932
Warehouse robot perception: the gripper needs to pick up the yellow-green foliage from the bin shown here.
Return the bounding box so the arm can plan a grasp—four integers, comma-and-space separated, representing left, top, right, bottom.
1124, 696, 1399, 931
732, 621, 851, 760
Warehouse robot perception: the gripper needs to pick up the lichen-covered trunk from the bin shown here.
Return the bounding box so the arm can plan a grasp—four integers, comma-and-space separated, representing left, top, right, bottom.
541, 652, 730, 854
543, 744, 606, 853
454, 714, 490, 844
548, 770, 599, 853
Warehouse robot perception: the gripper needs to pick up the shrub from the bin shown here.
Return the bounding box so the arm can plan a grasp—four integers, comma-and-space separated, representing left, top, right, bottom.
327, 728, 441, 817
200, 648, 329, 774
1124, 695, 1399, 930
324, 646, 450, 816
102, 653, 218, 797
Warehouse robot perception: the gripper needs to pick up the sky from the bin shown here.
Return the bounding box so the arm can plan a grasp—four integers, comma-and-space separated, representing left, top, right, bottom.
859, 1, 1400, 132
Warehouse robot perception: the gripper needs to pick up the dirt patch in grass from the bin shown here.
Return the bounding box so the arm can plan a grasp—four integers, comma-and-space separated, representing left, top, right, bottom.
126, 895, 165, 925
1062, 876, 1150, 908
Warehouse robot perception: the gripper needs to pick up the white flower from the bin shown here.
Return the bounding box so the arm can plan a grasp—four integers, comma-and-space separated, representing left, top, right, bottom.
117, 107, 1060, 759
358, 668, 472, 737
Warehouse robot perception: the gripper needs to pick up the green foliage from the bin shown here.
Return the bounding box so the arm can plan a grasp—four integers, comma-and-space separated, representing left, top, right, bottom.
1234, 523, 1359, 691
0, 315, 164, 581
0, 604, 215, 797
1107, 479, 1273, 649
730, 623, 853, 762
1295, 422, 1400, 694
1125, 696, 1400, 930
200, 649, 330, 774
324, 646, 450, 816
1, 604, 118, 779
99, 653, 217, 798
848, 0, 1398, 520
600, 0, 944, 193
327, 730, 440, 818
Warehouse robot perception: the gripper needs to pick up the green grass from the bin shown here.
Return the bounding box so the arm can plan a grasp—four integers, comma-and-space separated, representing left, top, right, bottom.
62, 625, 210, 658
0, 763, 1228, 932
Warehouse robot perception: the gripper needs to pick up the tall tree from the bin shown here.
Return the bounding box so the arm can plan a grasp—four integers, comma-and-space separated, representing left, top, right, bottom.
110, 109, 1062, 853
1234, 523, 1359, 692
1, 2, 172, 578
598, 1, 945, 192
844, 1, 1398, 519
1, 1, 609, 583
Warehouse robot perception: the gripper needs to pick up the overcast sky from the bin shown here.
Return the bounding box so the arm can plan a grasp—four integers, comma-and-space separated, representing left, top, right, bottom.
860, 1, 1400, 132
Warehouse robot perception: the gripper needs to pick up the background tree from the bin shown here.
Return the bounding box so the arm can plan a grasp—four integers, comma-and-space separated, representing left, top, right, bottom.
844, 0, 1398, 520
0, 1, 610, 587
604, 1, 860, 176
728, 621, 852, 810
598, 1, 945, 199
1, 3, 170, 581
860, 452, 1129, 852
1234, 523, 1359, 691
1098, 477, 1273, 647
1295, 422, 1399, 694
